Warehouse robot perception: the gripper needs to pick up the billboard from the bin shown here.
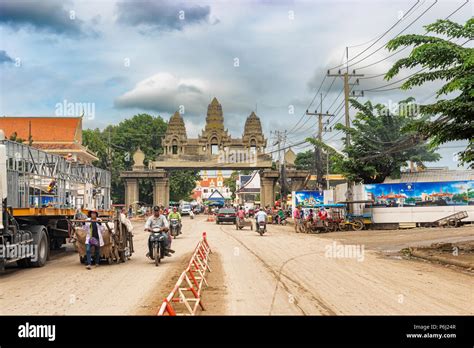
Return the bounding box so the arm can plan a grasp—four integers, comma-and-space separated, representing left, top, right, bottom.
294, 191, 324, 207
364, 181, 474, 207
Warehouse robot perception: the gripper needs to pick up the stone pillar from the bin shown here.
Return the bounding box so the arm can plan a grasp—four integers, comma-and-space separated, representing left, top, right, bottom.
124, 178, 139, 207
260, 177, 276, 208
153, 178, 168, 207
164, 177, 170, 207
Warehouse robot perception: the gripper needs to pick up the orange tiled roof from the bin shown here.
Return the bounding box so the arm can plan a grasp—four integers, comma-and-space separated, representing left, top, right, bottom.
0, 117, 82, 143
198, 178, 221, 187
32, 143, 84, 150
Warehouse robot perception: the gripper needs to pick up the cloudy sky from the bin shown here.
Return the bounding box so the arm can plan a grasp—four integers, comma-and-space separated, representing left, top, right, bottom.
0, 0, 471, 168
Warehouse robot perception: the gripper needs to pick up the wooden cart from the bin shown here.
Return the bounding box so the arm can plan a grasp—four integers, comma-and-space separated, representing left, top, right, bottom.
433, 211, 468, 228
236, 217, 253, 230
71, 210, 134, 265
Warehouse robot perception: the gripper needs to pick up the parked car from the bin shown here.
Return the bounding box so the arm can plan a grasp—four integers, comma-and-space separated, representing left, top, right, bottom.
216, 207, 237, 224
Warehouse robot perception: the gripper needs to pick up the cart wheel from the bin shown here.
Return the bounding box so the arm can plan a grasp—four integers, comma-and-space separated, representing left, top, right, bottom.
351, 220, 364, 231
119, 251, 127, 263
448, 219, 458, 228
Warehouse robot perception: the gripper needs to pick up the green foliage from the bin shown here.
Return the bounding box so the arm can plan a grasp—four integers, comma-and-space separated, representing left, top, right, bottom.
294, 149, 341, 173
294, 150, 314, 171
468, 188, 474, 199
224, 171, 239, 200
327, 98, 440, 183
83, 113, 168, 204
385, 18, 474, 167
452, 192, 467, 203
8, 132, 25, 143
169, 170, 201, 202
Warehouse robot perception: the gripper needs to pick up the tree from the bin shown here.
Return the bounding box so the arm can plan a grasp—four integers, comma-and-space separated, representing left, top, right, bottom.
224, 171, 239, 200
326, 98, 440, 183
83, 113, 198, 204
385, 18, 474, 167
294, 149, 342, 174
294, 150, 314, 171
169, 170, 200, 202
9, 132, 25, 143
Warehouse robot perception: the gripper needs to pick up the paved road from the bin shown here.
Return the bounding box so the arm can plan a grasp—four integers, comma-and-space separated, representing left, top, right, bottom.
1, 215, 472, 315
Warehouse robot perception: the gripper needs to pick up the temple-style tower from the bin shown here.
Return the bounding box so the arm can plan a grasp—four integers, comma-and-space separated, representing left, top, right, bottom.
199, 97, 232, 155
242, 111, 266, 153
159, 97, 267, 159
163, 111, 187, 156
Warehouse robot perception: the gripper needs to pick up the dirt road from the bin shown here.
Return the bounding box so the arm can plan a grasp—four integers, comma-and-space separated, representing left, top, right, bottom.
0, 217, 202, 315
1, 216, 472, 315
201, 221, 474, 315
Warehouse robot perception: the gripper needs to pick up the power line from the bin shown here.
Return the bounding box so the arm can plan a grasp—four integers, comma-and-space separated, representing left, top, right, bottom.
286, 75, 327, 135
328, 0, 424, 70
347, 0, 439, 70
363, 38, 470, 93
356, 0, 469, 71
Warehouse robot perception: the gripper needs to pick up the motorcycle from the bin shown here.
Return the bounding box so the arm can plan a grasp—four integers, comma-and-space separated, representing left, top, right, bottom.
274, 214, 287, 225
150, 227, 167, 266
257, 221, 266, 236
169, 219, 181, 238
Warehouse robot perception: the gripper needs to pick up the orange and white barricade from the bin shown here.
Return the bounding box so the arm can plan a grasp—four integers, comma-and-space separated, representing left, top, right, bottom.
157, 232, 212, 316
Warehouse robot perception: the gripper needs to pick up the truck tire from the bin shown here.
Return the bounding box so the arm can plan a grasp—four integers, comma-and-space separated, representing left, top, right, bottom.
31, 229, 49, 267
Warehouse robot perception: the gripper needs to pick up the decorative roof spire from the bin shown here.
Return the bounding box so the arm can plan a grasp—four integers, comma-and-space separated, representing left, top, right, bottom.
205, 97, 224, 132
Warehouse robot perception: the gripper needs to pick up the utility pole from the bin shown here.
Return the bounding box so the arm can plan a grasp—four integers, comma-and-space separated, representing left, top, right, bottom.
305, 93, 334, 189
327, 47, 364, 150
272, 130, 287, 203
327, 47, 364, 207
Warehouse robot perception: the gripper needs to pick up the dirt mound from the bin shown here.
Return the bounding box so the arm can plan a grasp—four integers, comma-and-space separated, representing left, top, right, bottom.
409, 241, 474, 270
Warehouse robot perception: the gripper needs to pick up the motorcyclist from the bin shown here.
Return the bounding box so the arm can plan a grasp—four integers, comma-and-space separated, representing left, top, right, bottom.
276, 208, 286, 224
254, 208, 268, 231
168, 207, 182, 235
144, 206, 174, 259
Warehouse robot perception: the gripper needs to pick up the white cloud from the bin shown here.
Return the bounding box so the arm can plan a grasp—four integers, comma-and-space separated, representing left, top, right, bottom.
114, 72, 210, 114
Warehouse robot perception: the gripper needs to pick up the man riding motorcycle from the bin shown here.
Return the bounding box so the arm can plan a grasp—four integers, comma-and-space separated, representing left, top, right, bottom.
144, 206, 175, 259
168, 207, 182, 235
254, 208, 268, 232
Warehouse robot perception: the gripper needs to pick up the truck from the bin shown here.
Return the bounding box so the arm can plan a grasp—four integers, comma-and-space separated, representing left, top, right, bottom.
0, 130, 111, 271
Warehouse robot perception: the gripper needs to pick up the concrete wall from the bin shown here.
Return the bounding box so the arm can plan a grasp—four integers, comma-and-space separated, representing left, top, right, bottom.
371, 205, 474, 223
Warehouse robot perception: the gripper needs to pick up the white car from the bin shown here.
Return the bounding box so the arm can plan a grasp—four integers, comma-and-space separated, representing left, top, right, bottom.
180, 204, 191, 215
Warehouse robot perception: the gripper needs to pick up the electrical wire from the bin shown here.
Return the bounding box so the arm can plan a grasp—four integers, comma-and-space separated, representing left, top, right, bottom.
328, 0, 424, 70
356, 0, 469, 71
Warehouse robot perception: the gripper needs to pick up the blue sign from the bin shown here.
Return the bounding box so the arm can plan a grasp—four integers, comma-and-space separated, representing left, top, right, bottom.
294, 191, 324, 207
365, 181, 474, 207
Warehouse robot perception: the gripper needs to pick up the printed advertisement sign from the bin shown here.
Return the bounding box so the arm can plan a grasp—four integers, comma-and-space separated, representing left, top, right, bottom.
364, 181, 474, 207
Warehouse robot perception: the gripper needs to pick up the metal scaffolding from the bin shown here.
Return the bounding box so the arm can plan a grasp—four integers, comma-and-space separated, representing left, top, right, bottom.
2, 139, 111, 210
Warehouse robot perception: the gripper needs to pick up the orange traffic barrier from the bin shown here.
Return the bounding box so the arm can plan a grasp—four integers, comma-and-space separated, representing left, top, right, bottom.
157, 232, 212, 316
